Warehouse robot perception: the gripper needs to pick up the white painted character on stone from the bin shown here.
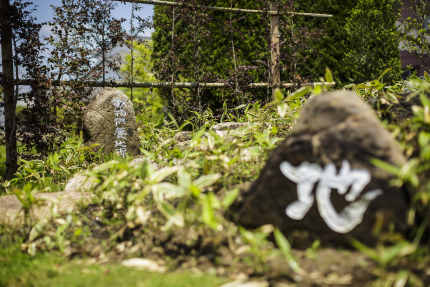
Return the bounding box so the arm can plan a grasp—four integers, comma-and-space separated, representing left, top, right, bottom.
114, 109, 127, 117
280, 160, 383, 233
116, 148, 127, 158
115, 140, 126, 148
114, 118, 126, 126
113, 98, 126, 110
114, 127, 127, 139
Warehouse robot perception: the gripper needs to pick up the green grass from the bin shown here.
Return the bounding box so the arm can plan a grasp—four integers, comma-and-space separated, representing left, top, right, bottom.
0, 244, 229, 287
0, 145, 5, 178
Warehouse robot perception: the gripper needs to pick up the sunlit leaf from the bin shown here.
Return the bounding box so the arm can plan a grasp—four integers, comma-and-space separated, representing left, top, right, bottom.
370, 158, 400, 175
350, 239, 379, 262
177, 168, 192, 189
233, 104, 247, 110
313, 84, 322, 95
420, 93, 430, 107
418, 132, 430, 148
192, 173, 221, 189
384, 92, 399, 104
202, 194, 218, 230
222, 188, 239, 208
277, 102, 287, 118
191, 127, 206, 142
425, 71, 430, 82
154, 182, 185, 199
207, 192, 221, 210
274, 228, 299, 271
325, 67, 333, 83
167, 113, 179, 130
286, 86, 312, 101
149, 166, 180, 184
274, 228, 290, 254
377, 67, 392, 81
273, 88, 284, 102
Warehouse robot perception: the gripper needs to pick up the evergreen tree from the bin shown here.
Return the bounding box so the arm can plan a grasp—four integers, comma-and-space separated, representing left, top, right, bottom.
151, 0, 402, 113
293, 0, 360, 84
152, 0, 269, 114
345, 0, 401, 83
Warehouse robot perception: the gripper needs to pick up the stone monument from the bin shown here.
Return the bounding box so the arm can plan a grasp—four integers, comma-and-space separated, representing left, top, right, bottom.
83, 88, 140, 157
234, 91, 409, 247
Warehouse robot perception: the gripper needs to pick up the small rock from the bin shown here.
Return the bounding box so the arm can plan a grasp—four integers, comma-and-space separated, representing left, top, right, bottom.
128, 157, 182, 170
0, 192, 92, 225
236, 147, 260, 162
83, 88, 140, 157
128, 157, 161, 170
128, 157, 150, 167
235, 91, 408, 247
210, 122, 248, 131
121, 258, 166, 273
64, 174, 95, 193
173, 131, 195, 142
220, 280, 269, 287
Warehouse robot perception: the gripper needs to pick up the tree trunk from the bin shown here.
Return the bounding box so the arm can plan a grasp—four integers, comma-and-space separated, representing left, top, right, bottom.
1, 0, 18, 180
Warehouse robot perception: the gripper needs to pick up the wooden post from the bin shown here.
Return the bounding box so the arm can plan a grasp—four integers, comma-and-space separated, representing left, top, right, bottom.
270, 3, 280, 100
1, 0, 18, 180
130, 2, 134, 102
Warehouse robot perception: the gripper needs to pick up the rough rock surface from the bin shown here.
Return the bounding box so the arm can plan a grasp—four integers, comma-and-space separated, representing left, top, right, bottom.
380, 92, 424, 122
129, 157, 162, 170
173, 131, 195, 142
64, 174, 96, 193
0, 192, 92, 225
210, 122, 248, 131
83, 88, 140, 157
234, 91, 408, 247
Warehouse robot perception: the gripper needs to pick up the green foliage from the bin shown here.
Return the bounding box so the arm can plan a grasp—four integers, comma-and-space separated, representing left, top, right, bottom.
399, 0, 430, 72
7, 69, 430, 285
293, 0, 360, 84
1, 84, 310, 279
119, 40, 165, 126
0, 244, 228, 287
121, 40, 155, 85
152, 0, 274, 112
152, 0, 403, 105
344, 0, 402, 83
344, 72, 430, 286
1, 137, 103, 195
293, 0, 402, 84
0, 145, 5, 178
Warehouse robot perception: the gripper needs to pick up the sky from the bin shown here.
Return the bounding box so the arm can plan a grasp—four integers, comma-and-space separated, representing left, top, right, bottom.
32, 0, 155, 39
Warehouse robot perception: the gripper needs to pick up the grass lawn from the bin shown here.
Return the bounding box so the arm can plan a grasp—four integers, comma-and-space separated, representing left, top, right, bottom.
0, 244, 229, 287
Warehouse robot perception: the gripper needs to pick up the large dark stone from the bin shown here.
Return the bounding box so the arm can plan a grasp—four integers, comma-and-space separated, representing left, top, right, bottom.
234, 91, 409, 247
83, 88, 140, 157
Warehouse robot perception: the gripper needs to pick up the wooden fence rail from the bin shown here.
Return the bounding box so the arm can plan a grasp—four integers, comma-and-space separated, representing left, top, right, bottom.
4, 80, 336, 88
118, 0, 333, 17
0, 0, 332, 179
113, 0, 332, 100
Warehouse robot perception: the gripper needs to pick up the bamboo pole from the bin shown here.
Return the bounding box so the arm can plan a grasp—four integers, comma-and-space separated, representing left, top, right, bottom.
6, 79, 335, 88
130, 1, 134, 101
0, 0, 18, 180
115, 0, 333, 17
270, 3, 280, 100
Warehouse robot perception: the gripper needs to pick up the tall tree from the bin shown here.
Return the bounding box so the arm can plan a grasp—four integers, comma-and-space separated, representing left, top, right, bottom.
0, 0, 17, 180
